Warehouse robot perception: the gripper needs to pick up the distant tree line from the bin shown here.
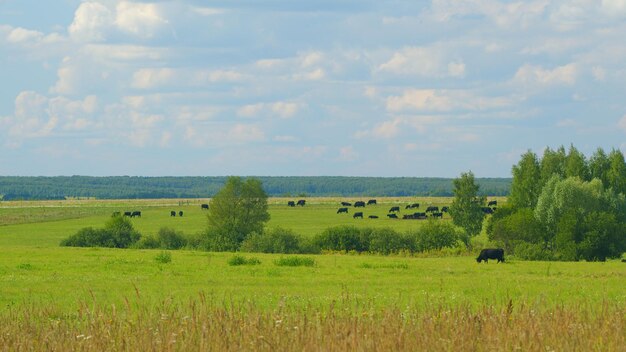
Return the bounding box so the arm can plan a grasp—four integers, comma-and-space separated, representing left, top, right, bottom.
487, 145, 626, 261
0, 176, 511, 200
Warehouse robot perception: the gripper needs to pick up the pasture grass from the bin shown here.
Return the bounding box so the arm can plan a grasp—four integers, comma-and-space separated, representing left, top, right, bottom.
1, 298, 624, 351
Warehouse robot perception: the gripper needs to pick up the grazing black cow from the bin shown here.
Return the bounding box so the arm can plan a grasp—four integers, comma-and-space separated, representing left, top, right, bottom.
402, 214, 414, 219
287, 201, 296, 207
123, 211, 132, 217
297, 199, 306, 206
476, 248, 505, 263
341, 201, 352, 206
441, 206, 449, 212
179, 211, 183, 217
353, 212, 363, 219
112, 211, 121, 217
488, 200, 498, 207
425, 206, 439, 213
354, 201, 366, 208
482, 207, 494, 214
387, 213, 398, 219
368, 215, 379, 219
414, 212, 428, 219
131, 211, 141, 218
367, 199, 377, 205
201, 204, 209, 210
389, 206, 400, 213
431, 212, 443, 218
406, 203, 419, 209
337, 207, 349, 214
405, 205, 412, 209
170, 211, 176, 217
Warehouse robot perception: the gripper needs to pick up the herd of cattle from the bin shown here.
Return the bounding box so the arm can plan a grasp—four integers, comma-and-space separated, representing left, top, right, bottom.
112, 203, 211, 219
287, 198, 497, 220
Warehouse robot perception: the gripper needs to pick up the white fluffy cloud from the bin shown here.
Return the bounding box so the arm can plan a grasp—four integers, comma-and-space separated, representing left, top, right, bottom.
69, 2, 114, 42
378, 46, 465, 77
513, 63, 578, 86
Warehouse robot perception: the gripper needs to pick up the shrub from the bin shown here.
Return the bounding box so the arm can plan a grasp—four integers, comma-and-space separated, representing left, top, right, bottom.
407, 220, 462, 252
228, 255, 261, 266
314, 226, 370, 252
154, 251, 172, 264
241, 228, 302, 254
368, 228, 407, 255
514, 242, 555, 261
274, 256, 316, 267
157, 227, 187, 249
135, 235, 160, 249
61, 216, 141, 248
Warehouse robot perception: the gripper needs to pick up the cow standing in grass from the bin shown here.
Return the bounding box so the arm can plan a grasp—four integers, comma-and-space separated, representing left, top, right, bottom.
476, 248, 505, 263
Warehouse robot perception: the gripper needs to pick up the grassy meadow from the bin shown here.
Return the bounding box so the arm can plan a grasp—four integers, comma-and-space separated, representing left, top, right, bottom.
1, 197, 625, 351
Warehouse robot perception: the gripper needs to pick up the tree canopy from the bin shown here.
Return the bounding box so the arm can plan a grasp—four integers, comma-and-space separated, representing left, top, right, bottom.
205, 177, 270, 251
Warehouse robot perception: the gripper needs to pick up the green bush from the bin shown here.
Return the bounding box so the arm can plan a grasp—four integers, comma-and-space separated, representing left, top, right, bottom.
407, 220, 462, 252
61, 216, 141, 248
135, 235, 160, 249
241, 228, 302, 254
157, 227, 187, 249
368, 228, 407, 255
274, 256, 316, 267
228, 255, 261, 266
314, 226, 370, 252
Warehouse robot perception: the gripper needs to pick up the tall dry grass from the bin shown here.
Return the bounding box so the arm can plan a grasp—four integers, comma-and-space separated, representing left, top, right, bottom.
1, 297, 624, 351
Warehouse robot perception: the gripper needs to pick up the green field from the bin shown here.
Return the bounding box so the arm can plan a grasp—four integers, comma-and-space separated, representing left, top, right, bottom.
1, 198, 624, 350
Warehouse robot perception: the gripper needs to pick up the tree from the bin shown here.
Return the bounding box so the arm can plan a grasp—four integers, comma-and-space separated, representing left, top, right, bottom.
509, 150, 541, 209
607, 149, 626, 195
449, 171, 486, 248
589, 147, 610, 188
540, 146, 566, 186
205, 176, 270, 251
565, 144, 589, 180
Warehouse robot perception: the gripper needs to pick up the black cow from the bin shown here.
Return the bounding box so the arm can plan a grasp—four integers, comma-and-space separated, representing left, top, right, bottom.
367, 199, 377, 205
297, 199, 306, 206
402, 214, 414, 219
441, 206, 449, 212
341, 201, 352, 206
287, 201, 296, 207
368, 215, 379, 219
179, 211, 183, 217
425, 206, 439, 213
337, 207, 349, 214
201, 204, 209, 210
431, 212, 443, 218
354, 201, 366, 208
414, 212, 428, 219
482, 207, 494, 214
387, 213, 398, 219
353, 212, 363, 219
123, 211, 132, 217
476, 248, 505, 263
488, 200, 498, 207
170, 211, 176, 217
131, 211, 141, 218
389, 206, 400, 213
406, 203, 419, 209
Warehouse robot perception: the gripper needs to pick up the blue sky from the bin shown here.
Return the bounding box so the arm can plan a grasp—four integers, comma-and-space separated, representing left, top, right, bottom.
2, 0, 626, 177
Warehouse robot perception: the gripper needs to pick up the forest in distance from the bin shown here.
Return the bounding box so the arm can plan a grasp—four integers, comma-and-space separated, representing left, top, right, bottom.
0, 176, 511, 200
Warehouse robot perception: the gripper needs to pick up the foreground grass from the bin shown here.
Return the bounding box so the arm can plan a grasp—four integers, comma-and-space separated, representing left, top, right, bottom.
2, 247, 624, 312
1, 298, 623, 351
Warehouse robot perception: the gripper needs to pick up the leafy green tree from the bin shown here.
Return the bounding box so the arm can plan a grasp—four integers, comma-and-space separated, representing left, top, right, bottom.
449, 171, 486, 248
534, 176, 626, 261
205, 176, 270, 251
488, 207, 545, 253
540, 146, 566, 186
589, 148, 610, 188
607, 149, 626, 195
565, 144, 589, 180
509, 150, 541, 209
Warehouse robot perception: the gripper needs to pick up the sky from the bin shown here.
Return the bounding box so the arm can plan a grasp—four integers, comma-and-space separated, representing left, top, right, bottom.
1, 0, 626, 177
